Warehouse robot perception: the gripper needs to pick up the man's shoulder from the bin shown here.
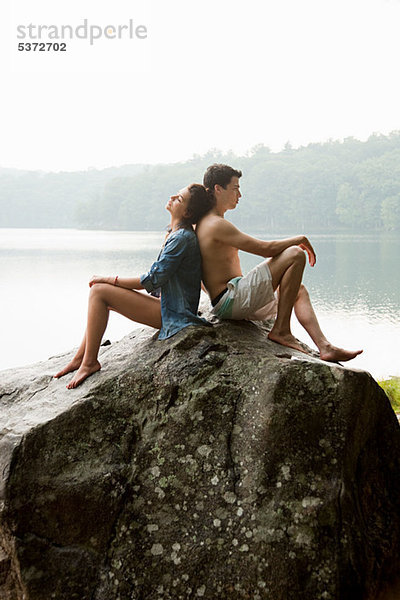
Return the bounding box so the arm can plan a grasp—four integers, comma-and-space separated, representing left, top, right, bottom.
198, 213, 230, 234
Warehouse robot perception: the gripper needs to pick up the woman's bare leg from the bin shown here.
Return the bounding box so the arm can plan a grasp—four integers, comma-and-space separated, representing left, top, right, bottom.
54, 332, 87, 379
294, 284, 363, 362
59, 284, 161, 389
54, 293, 129, 379
266, 247, 309, 354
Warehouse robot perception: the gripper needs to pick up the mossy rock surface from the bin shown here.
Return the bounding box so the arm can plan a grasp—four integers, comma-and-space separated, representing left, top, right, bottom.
1, 317, 400, 600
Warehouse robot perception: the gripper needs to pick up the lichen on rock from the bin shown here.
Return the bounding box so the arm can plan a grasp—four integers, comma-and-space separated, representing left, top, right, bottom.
1, 317, 400, 599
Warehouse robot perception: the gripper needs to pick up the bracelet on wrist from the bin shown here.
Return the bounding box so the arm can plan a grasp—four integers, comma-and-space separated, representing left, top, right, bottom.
114, 275, 119, 286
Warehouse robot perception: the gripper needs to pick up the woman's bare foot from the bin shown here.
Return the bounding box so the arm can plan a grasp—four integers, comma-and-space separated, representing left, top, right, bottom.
66, 361, 101, 389
54, 357, 82, 379
319, 344, 363, 363
268, 330, 311, 355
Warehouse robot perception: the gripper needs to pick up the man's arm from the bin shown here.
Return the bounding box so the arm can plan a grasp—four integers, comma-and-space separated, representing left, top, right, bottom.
209, 219, 316, 266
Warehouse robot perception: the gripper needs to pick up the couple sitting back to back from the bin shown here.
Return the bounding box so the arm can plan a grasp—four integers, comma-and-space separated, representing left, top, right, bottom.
55, 164, 362, 389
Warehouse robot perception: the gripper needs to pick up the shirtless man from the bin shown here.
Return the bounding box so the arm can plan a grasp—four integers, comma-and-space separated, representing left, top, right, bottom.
196, 163, 362, 362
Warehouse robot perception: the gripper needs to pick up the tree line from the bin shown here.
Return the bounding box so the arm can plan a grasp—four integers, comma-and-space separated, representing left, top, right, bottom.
1, 132, 400, 232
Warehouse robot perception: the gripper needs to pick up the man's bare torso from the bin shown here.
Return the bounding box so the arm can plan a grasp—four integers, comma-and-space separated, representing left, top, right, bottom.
196, 214, 242, 300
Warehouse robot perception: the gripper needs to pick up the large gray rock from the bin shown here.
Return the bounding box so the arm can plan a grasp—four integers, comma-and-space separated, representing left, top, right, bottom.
0, 318, 399, 600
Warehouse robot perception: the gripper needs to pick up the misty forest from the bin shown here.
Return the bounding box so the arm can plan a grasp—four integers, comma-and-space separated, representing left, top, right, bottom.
1, 132, 400, 233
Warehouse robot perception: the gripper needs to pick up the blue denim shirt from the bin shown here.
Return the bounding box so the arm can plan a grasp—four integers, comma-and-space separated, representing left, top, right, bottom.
140, 228, 210, 340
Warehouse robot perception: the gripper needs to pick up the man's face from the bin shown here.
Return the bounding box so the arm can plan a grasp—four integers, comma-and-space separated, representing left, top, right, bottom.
218, 176, 241, 210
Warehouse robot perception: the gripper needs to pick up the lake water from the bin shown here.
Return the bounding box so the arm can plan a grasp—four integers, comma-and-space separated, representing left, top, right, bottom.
1, 229, 399, 380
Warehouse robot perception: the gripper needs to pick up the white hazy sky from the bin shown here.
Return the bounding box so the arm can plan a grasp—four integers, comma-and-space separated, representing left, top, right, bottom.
1, 0, 400, 171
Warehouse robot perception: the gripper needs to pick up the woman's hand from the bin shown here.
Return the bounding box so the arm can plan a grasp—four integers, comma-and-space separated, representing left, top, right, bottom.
89, 275, 112, 287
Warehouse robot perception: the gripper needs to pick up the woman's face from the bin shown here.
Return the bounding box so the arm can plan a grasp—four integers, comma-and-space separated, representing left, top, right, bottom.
166, 186, 191, 221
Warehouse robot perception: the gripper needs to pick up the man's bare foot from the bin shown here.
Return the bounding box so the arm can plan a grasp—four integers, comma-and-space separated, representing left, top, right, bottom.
319, 344, 363, 363
54, 358, 82, 379
66, 361, 101, 389
268, 331, 311, 355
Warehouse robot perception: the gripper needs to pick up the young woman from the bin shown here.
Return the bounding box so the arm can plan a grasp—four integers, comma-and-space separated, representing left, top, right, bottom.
54, 184, 214, 389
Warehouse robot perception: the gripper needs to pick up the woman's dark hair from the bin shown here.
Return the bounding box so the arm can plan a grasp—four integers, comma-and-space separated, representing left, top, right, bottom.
203, 163, 242, 191
180, 183, 215, 227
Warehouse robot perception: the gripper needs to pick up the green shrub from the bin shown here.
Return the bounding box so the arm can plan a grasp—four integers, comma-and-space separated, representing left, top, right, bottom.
378, 377, 400, 413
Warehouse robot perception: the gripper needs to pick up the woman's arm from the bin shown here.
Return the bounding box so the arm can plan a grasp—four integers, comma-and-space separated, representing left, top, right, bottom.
89, 275, 144, 289
89, 231, 189, 293
140, 232, 188, 293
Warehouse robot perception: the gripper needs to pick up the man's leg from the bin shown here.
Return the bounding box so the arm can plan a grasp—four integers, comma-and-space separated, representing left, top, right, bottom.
294, 284, 363, 362
266, 247, 309, 354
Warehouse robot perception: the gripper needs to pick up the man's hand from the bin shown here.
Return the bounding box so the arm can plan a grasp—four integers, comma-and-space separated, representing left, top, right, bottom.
299, 238, 316, 267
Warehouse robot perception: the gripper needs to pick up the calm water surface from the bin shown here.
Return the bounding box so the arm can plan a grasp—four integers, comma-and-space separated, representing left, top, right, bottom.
1, 229, 399, 379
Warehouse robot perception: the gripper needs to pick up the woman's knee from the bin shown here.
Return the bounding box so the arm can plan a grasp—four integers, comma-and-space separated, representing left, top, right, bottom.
89, 283, 109, 300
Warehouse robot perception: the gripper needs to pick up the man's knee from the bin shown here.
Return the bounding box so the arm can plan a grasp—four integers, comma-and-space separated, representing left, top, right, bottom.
269, 246, 306, 288
284, 246, 306, 266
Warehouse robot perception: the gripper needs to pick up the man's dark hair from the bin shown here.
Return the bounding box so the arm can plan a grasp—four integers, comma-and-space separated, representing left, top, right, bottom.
203, 164, 242, 191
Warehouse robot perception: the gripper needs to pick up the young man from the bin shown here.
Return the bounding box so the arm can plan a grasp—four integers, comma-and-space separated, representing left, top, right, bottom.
196, 163, 362, 362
